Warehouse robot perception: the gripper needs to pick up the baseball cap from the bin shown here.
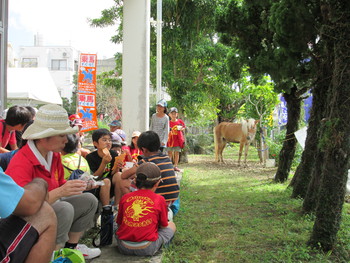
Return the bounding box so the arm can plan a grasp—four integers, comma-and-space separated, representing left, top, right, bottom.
156, 99, 167, 108
132, 131, 141, 138
109, 120, 122, 127
169, 107, 178, 113
136, 162, 161, 182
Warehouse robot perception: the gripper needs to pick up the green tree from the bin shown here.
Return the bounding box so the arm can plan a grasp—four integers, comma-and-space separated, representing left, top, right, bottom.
216, 0, 314, 182
95, 53, 123, 123
306, 1, 350, 251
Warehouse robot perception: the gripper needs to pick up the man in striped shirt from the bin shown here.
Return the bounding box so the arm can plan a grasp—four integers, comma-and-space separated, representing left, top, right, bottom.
116, 131, 180, 206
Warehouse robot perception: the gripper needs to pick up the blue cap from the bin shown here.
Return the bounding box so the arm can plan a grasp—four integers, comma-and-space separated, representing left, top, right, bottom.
108, 120, 122, 127
157, 99, 167, 108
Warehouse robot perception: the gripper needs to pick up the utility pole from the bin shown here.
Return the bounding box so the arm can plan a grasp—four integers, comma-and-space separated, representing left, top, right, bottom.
156, 0, 162, 101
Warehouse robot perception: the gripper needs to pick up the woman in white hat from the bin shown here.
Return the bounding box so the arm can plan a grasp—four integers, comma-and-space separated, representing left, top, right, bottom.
5, 104, 101, 260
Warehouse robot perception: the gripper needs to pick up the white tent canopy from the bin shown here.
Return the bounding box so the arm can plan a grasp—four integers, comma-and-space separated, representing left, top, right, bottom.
7, 68, 62, 106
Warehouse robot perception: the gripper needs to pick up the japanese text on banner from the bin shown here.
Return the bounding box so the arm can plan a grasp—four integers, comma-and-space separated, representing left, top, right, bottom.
77, 53, 98, 132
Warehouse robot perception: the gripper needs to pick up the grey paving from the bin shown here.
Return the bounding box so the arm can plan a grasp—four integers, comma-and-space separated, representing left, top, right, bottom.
87, 244, 162, 263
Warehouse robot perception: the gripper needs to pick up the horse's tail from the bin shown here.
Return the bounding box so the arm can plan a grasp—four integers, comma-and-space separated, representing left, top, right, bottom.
214, 124, 222, 162
214, 125, 218, 161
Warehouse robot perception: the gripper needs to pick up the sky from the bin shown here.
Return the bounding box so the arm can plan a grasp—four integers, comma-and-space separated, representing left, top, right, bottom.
8, 0, 122, 59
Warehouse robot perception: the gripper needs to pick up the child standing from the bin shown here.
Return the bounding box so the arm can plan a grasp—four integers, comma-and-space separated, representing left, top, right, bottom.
150, 99, 169, 152
167, 107, 185, 172
115, 162, 176, 256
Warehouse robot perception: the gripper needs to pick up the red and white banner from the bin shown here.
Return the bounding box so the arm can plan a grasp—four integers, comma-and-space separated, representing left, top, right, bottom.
77, 53, 98, 132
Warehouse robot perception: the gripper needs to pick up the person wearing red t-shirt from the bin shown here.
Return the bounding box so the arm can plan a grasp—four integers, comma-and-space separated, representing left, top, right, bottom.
0, 106, 32, 153
166, 107, 185, 171
115, 162, 176, 256
5, 104, 101, 260
122, 131, 143, 163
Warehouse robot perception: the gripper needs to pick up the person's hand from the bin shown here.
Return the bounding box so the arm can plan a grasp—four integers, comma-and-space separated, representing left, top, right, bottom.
59, 180, 87, 197
102, 148, 112, 164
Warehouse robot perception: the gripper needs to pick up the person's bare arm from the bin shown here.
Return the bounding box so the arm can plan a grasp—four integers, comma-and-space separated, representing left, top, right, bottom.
48, 180, 87, 204
0, 147, 10, 153
93, 149, 112, 180
121, 165, 137, 180
10, 143, 18, 151
13, 178, 48, 217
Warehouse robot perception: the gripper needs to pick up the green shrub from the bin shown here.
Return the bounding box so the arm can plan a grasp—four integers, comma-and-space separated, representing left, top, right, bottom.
186, 133, 214, 154
266, 130, 303, 168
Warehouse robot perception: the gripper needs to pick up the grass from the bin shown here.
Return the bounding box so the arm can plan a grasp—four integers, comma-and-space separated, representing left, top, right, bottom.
162, 147, 350, 263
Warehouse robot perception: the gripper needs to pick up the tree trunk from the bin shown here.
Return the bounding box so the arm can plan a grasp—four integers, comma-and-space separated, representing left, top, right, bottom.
308, 3, 350, 250
274, 87, 301, 182
301, 1, 335, 213
290, 65, 331, 198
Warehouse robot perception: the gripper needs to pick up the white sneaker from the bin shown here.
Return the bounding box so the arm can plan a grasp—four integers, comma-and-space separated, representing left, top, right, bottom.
76, 244, 101, 259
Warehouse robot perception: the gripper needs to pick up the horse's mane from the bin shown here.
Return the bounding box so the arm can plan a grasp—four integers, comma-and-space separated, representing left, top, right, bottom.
247, 118, 256, 129
241, 118, 256, 136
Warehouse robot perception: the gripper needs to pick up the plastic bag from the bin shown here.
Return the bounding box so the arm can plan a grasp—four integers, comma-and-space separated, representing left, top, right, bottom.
51, 248, 85, 263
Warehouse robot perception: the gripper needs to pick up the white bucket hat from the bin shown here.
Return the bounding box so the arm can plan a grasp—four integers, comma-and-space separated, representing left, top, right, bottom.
22, 104, 78, 140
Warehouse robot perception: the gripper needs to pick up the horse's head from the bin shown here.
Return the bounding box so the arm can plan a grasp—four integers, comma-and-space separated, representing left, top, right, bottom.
246, 119, 259, 141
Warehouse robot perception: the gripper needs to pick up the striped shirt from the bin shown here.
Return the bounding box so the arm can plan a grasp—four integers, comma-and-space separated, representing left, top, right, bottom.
138, 153, 179, 202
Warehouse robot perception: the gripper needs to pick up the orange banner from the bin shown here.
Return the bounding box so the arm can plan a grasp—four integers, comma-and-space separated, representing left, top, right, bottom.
77, 53, 98, 132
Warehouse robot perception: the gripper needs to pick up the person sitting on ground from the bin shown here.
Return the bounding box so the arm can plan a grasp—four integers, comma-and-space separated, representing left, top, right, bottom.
61, 134, 91, 179
111, 141, 123, 155
10, 106, 37, 149
0, 119, 33, 171
122, 131, 143, 163
150, 99, 169, 152
109, 120, 127, 144
0, 175, 57, 263
115, 130, 180, 209
62, 133, 112, 214
111, 130, 124, 148
115, 162, 176, 256
69, 114, 91, 158
0, 105, 32, 153
5, 104, 101, 260
167, 107, 186, 172
86, 128, 121, 210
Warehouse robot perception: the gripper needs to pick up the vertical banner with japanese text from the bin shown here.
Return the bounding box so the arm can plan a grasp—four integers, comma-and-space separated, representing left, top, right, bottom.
77, 53, 98, 132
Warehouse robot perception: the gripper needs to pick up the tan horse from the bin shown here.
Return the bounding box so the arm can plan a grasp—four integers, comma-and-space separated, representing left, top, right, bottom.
214, 119, 259, 166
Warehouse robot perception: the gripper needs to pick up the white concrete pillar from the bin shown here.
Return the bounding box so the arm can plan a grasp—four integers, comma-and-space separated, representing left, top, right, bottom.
122, 0, 150, 142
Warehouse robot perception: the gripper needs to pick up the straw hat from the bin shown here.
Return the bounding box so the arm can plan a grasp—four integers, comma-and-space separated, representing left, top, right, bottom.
22, 104, 78, 140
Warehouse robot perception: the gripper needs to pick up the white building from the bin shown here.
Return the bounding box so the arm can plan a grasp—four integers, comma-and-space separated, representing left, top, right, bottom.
17, 36, 80, 100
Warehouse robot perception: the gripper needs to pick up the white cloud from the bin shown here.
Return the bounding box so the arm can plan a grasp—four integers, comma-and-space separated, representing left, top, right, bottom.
9, 0, 122, 58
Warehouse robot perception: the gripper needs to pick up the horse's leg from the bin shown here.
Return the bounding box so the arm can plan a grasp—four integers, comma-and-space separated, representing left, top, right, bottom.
219, 141, 226, 163
238, 142, 244, 166
214, 136, 219, 162
244, 143, 250, 167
